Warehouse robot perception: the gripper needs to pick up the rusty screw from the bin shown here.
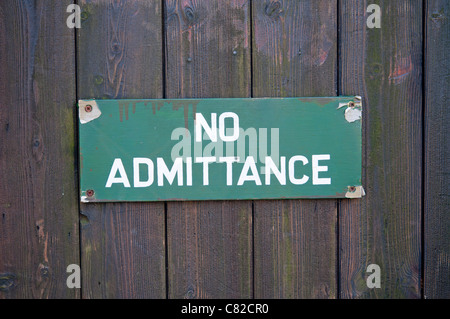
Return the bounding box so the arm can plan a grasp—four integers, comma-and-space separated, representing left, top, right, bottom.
86, 189, 95, 197
348, 186, 356, 192
85, 105, 93, 113
348, 101, 355, 108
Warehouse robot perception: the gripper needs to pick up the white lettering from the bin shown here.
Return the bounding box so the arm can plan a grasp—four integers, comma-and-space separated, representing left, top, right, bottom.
312, 154, 331, 185
195, 157, 216, 186
219, 112, 239, 142
133, 158, 154, 187
289, 156, 309, 185
195, 113, 217, 142
237, 156, 261, 185
219, 156, 240, 186
265, 156, 286, 185
105, 158, 130, 187
157, 157, 183, 186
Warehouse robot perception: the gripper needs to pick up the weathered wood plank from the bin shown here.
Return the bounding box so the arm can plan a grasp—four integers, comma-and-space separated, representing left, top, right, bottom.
424, 0, 450, 299
254, 200, 337, 298
165, 0, 252, 298
0, 0, 79, 298
167, 201, 252, 298
77, 0, 166, 298
339, 0, 422, 298
80, 203, 165, 298
252, 0, 338, 298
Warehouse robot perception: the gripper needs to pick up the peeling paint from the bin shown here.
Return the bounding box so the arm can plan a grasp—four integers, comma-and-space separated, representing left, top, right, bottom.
79, 100, 101, 124
344, 107, 362, 123
345, 186, 366, 198
338, 97, 362, 123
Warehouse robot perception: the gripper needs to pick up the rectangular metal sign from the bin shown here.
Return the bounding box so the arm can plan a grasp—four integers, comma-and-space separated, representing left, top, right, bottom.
79, 97, 363, 202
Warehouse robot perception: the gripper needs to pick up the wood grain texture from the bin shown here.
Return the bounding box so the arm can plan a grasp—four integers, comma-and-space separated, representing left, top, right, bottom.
0, 0, 79, 298
165, 0, 252, 298
167, 201, 252, 298
165, 0, 251, 97
252, 0, 338, 298
80, 203, 165, 298
254, 200, 337, 298
339, 0, 422, 298
424, 0, 450, 299
77, 0, 166, 298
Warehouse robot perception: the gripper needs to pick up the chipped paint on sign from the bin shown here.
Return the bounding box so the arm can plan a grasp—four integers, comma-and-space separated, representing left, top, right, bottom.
344, 107, 362, 123
345, 186, 366, 198
79, 100, 101, 124
338, 96, 362, 123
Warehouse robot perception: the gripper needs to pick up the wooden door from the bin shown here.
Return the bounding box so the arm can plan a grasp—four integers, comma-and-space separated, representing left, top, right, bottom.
0, 0, 448, 299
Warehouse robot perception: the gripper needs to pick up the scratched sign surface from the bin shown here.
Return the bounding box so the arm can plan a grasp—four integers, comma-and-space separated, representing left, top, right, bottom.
79, 97, 363, 202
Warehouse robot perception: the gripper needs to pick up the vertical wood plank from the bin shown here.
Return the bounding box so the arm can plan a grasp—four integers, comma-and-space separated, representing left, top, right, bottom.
424, 0, 450, 299
252, 0, 338, 298
339, 0, 423, 298
0, 0, 79, 298
167, 201, 252, 298
77, 0, 166, 298
165, 0, 252, 298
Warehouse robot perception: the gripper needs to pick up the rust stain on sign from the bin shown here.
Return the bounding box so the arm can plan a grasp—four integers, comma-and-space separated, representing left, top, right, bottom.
171, 100, 200, 130
79, 100, 101, 124
115, 99, 200, 130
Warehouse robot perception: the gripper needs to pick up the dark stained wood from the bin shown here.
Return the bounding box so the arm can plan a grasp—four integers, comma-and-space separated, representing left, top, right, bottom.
165, 0, 251, 98
1, 0, 447, 300
165, 0, 253, 298
0, 0, 79, 298
77, 0, 166, 298
254, 200, 337, 298
339, 0, 423, 298
252, 0, 338, 298
79, 203, 165, 298
167, 201, 252, 298
424, 0, 450, 299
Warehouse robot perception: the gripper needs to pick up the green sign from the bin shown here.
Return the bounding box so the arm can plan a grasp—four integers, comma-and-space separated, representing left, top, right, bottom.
79, 97, 363, 202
